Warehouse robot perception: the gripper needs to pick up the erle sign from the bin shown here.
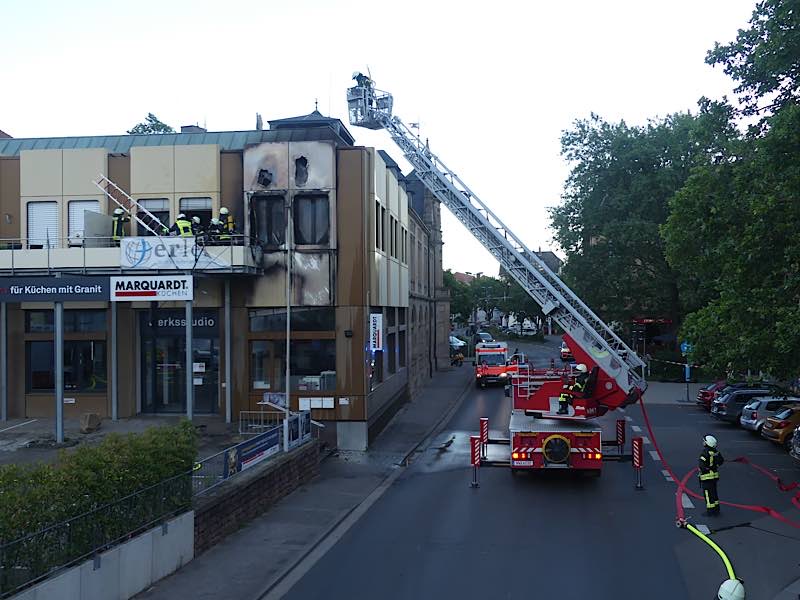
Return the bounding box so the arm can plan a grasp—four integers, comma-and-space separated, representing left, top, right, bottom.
110, 276, 193, 302
0, 277, 108, 302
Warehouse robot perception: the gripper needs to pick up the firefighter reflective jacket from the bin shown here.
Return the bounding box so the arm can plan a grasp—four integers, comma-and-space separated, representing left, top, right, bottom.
171, 219, 193, 237
111, 215, 128, 241
221, 214, 235, 239
570, 372, 589, 397
699, 447, 724, 480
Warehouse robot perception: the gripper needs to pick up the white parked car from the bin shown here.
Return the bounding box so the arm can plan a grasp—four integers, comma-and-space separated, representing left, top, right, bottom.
449, 335, 466, 348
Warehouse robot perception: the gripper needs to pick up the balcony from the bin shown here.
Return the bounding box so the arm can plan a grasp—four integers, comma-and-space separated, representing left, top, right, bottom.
0, 235, 263, 275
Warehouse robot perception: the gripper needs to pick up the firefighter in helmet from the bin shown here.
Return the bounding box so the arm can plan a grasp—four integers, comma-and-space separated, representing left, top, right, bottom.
219, 207, 235, 242
207, 217, 224, 244
111, 208, 130, 245
169, 213, 193, 237
699, 434, 724, 516
557, 364, 589, 415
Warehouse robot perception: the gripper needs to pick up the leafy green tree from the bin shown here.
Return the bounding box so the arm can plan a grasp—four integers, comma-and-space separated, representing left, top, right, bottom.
127, 113, 175, 134
443, 270, 473, 323
706, 0, 800, 117
549, 102, 735, 327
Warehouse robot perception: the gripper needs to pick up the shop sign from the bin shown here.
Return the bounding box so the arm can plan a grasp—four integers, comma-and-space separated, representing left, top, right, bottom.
110, 275, 193, 302
223, 425, 282, 477
369, 313, 383, 351
0, 276, 109, 302
145, 309, 219, 334
120, 237, 230, 270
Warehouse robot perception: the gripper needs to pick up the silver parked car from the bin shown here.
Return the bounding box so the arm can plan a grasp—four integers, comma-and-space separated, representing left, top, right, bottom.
790, 427, 800, 463
740, 396, 800, 433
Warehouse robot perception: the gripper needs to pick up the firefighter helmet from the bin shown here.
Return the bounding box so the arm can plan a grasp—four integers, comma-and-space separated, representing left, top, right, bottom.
211, 218, 221, 225
113, 208, 124, 216
704, 435, 718, 448
219, 207, 229, 215
192, 216, 201, 224
575, 364, 588, 373
717, 578, 745, 600
177, 213, 186, 219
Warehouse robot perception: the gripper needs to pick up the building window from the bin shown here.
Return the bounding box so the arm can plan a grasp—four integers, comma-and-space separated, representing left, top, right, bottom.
375, 200, 382, 251
398, 308, 406, 325
26, 201, 59, 249
250, 194, 285, 246
137, 198, 170, 236
386, 308, 395, 327
68, 200, 101, 242
381, 206, 386, 251
26, 340, 107, 392
250, 339, 336, 391
294, 195, 329, 245
387, 332, 396, 374
399, 330, 407, 367
249, 307, 335, 332
180, 197, 213, 227
25, 310, 106, 333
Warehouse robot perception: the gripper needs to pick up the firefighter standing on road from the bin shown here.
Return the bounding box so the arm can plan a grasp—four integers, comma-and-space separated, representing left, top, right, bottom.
111, 208, 129, 245
557, 363, 589, 415
699, 435, 724, 516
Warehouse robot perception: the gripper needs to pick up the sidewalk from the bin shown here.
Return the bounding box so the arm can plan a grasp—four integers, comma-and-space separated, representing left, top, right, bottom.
136, 366, 473, 600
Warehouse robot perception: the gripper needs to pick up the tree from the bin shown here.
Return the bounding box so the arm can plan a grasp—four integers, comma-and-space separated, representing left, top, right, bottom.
706, 0, 800, 117
549, 102, 736, 327
127, 113, 174, 135
443, 270, 473, 323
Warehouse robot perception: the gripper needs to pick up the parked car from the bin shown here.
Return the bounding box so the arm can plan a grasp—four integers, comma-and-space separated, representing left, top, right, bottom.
449, 335, 466, 348
520, 327, 538, 337
740, 396, 800, 433
711, 387, 780, 423
789, 427, 800, 463
560, 341, 573, 361
762, 406, 800, 448
696, 380, 727, 411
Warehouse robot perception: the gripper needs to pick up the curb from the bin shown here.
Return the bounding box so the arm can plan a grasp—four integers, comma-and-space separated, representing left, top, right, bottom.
253, 369, 474, 600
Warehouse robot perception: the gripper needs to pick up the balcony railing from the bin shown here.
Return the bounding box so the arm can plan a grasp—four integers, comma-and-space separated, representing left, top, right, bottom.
0, 234, 264, 275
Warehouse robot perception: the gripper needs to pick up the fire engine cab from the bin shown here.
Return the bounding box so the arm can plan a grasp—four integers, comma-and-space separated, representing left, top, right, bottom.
474, 342, 509, 387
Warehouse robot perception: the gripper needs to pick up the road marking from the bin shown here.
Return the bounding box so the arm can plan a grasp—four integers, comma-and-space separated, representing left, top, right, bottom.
0, 419, 37, 434
642, 436, 651, 445
661, 469, 674, 481
681, 493, 695, 509
695, 524, 711, 535
625, 416, 633, 422
649, 450, 661, 461
631, 425, 642, 432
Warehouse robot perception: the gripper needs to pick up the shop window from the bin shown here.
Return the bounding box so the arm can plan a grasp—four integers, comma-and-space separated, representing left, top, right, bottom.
250, 339, 336, 391
137, 198, 170, 236
26, 340, 107, 392
293, 195, 329, 245
249, 308, 335, 332
250, 194, 285, 246
180, 197, 212, 228
399, 330, 407, 367
387, 332, 396, 374
25, 310, 106, 333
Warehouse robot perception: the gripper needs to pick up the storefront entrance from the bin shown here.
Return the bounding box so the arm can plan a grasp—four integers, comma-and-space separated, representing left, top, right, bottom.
140, 309, 219, 414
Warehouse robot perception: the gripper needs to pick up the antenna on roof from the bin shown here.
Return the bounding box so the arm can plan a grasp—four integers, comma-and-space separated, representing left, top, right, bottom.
315, 98, 319, 112
256, 113, 263, 131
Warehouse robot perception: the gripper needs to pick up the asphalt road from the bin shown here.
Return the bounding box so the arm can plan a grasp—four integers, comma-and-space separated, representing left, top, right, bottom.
284, 337, 800, 600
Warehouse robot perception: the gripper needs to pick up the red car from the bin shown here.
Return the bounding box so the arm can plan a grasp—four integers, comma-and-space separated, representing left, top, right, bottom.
696, 381, 727, 411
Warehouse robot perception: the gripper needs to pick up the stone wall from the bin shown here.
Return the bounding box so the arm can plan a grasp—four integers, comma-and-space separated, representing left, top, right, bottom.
193, 440, 320, 556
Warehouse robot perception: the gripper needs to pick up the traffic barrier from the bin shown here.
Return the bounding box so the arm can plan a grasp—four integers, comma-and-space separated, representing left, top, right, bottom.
616, 418, 625, 455
632, 436, 644, 490
470, 435, 481, 488
480, 417, 489, 459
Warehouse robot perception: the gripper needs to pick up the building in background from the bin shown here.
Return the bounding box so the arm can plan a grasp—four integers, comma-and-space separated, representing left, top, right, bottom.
0, 112, 448, 450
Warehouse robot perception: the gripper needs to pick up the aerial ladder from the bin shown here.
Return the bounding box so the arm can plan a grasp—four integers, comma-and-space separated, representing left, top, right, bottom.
347, 76, 647, 472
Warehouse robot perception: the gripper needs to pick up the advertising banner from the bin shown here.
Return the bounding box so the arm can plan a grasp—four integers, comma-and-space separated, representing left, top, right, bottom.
223, 425, 282, 478
110, 275, 193, 302
120, 237, 230, 270
369, 313, 383, 352
0, 276, 109, 302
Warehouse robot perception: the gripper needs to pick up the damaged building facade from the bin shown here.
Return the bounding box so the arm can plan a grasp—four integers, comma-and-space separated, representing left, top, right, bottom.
0, 112, 448, 450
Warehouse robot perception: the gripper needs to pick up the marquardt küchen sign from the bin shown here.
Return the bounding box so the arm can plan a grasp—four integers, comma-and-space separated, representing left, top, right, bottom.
110, 276, 193, 302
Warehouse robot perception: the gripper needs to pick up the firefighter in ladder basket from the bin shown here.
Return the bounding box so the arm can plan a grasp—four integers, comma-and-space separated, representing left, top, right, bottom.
557, 363, 589, 415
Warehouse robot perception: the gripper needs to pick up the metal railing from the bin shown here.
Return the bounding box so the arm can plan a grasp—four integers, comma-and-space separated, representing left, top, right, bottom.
0, 473, 191, 598
239, 410, 285, 437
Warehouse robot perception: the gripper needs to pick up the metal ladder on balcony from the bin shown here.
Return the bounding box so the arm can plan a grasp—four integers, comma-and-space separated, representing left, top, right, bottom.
92, 175, 169, 236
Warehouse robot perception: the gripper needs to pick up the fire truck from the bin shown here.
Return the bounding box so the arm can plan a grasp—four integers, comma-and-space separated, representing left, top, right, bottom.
474, 341, 509, 387
346, 76, 647, 474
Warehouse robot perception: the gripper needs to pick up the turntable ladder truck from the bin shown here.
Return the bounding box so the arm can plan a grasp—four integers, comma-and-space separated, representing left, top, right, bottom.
347, 78, 647, 474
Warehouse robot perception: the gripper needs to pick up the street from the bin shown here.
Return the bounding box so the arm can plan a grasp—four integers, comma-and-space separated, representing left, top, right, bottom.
282, 337, 800, 600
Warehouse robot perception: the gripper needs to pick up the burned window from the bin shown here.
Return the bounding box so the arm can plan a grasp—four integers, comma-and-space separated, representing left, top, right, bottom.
293, 194, 329, 245
295, 156, 308, 187
250, 194, 285, 246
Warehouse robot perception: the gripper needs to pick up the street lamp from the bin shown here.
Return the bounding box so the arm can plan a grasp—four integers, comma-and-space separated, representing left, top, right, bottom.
284, 198, 293, 452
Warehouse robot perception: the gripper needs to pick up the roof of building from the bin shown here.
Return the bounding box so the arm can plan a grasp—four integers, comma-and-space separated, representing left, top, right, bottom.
0, 124, 354, 158
377, 149, 402, 175
268, 110, 355, 145
404, 171, 426, 218
0, 129, 10, 139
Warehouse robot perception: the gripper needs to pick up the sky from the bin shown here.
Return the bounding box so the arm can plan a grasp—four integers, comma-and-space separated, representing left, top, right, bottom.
0, 0, 757, 276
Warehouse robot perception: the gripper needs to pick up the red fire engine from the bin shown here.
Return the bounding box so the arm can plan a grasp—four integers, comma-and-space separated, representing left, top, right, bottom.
347, 78, 646, 476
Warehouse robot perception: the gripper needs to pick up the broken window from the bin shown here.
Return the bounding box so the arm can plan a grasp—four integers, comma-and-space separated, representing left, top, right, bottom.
295, 156, 309, 187
250, 194, 285, 246
293, 194, 329, 245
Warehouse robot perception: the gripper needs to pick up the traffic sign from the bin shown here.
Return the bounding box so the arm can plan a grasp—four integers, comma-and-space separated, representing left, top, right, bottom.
680, 340, 693, 356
